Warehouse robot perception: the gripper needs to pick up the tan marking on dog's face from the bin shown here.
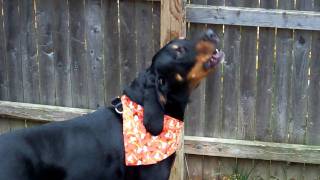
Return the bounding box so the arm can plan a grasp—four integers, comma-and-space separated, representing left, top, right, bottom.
187, 41, 217, 89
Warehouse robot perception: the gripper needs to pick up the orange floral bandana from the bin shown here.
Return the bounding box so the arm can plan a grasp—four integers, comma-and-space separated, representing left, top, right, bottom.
121, 95, 184, 166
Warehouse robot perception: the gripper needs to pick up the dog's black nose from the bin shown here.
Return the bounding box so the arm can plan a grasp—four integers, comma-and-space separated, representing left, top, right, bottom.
204, 29, 219, 43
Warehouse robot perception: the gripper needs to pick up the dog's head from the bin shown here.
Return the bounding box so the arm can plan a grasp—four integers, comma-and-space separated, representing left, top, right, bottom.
142, 29, 224, 135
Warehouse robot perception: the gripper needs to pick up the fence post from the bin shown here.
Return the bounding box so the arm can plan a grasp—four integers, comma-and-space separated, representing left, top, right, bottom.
160, 1, 186, 179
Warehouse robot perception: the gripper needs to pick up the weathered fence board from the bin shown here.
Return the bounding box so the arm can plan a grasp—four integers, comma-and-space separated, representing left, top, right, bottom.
255, 0, 276, 142
202, 1, 224, 179
36, 0, 56, 105
53, 0, 72, 107
135, 0, 153, 71
69, 0, 88, 108
238, 0, 258, 141
308, 33, 320, 146
185, 1, 206, 179
103, 0, 121, 103
0, 0, 7, 100
0, 101, 92, 122
86, 0, 104, 109
20, 0, 39, 104
3, 0, 23, 102
184, 136, 320, 164
253, 1, 276, 178
186, 5, 320, 30
307, 0, 320, 147
289, 0, 312, 145
119, 0, 137, 87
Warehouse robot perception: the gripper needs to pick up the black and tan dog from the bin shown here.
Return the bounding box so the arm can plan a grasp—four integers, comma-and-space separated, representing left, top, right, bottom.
0, 29, 224, 180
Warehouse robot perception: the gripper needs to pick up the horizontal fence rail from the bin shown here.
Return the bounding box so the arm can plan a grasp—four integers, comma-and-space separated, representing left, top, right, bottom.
1, 100, 320, 165
0, 101, 92, 122
186, 4, 320, 30
185, 136, 320, 165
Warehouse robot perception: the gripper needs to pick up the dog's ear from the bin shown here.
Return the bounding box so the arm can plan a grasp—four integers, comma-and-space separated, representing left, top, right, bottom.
143, 74, 168, 136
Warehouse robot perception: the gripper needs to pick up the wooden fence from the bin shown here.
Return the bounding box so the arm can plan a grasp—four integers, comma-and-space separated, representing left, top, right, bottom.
0, 0, 160, 109
1, 0, 320, 179
184, 0, 320, 179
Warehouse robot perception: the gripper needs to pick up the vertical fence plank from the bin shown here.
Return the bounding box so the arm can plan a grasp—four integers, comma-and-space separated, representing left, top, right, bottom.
136, 0, 153, 71
3, 0, 23, 102
219, 0, 241, 176
273, 0, 294, 144
185, 1, 206, 179
237, 0, 258, 140
256, 0, 276, 142
160, 1, 186, 179
86, 0, 104, 109
0, 118, 10, 134
152, 2, 160, 55
103, 0, 120, 103
253, 1, 277, 179
20, 0, 39, 104
305, 1, 320, 178
119, 0, 137, 88
186, 154, 203, 180
222, 6, 240, 140
202, 1, 224, 179
304, 165, 320, 180
289, 0, 312, 144
286, 163, 304, 180
271, 1, 294, 178
0, 0, 8, 100
233, 1, 259, 175
36, 0, 55, 105
69, 0, 88, 108
53, 0, 72, 107
307, 0, 320, 146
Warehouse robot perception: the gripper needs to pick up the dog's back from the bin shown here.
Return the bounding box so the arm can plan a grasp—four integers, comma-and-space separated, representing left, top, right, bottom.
0, 108, 125, 180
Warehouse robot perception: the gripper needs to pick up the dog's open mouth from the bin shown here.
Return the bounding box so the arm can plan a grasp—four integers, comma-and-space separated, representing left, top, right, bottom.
203, 49, 225, 70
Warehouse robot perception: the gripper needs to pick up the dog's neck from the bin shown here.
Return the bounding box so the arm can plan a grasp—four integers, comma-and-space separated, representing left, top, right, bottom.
123, 70, 189, 121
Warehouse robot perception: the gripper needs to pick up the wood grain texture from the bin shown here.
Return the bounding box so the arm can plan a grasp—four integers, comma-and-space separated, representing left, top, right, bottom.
103, 0, 120, 103
152, 2, 161, 54
307, 0, 320, 146
186, 5, 320, 30
289, 0, 312, 144
160, 1, 186, 179
273, 30, 293, 143
221, 27, 240, 139
185, 2, 206, 180
0, 0, 8, 100
255, 0, 276, 142
36, 0, 56, 105
86, 0, 104, 109
184, 136, 320, 164
0, 118, 10, 134
69, 0, 88, 108
185, 154, 203, 180
135, 0, 153, 71
238, 1, 258, 141
20, 0, 39, 104
0, 100, 92, 122
304, 165, 320, 180
160, 0, 186, 47
201, 1, 224, 179
204, 24, 223, 138
3, 0, 23, 102
119, 0, 137, 88
53, 0, 72, 107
